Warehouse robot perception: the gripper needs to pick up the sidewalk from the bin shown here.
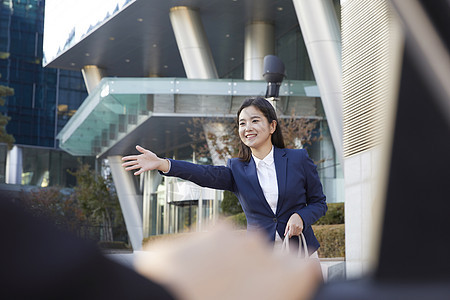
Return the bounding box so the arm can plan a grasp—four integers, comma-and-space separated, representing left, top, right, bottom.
104, 250, 135, 270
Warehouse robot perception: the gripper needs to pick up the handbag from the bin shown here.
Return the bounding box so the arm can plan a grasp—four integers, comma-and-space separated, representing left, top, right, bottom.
280, 230, 309, 259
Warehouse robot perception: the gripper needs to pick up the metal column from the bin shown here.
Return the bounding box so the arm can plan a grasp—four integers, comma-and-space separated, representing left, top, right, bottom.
108, 156, 143, 251
293, 0, 343, 163
5, 146, 22, 184
244, 22, 274, 80
81, 65, 105, 94
169, 6, 218, 79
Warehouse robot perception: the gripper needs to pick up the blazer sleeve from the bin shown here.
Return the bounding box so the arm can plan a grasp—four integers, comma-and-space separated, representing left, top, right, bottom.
295, 150, 328, 229
161, 159, 235, 192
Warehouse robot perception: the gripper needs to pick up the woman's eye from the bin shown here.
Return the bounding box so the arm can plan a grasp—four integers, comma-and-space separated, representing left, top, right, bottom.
239, 122, 245, 126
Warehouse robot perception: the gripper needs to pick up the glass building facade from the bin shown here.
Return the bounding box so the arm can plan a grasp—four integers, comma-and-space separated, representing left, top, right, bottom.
0, 0, 92, 186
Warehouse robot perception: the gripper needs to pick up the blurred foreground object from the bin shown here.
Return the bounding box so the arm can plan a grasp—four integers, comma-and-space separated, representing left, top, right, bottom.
315, 0, 450, 299
136, 223, 322, 300
0, 200, 175, 299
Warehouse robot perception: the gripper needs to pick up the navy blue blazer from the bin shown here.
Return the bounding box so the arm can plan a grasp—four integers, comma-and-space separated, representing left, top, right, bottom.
164, 147, 327, 253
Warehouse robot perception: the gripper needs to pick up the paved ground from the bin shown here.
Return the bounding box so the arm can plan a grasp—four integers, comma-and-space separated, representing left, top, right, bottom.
105, 251, 135, 269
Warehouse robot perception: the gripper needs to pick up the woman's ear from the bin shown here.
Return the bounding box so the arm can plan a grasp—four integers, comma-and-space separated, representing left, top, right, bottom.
270, 120, 277, 134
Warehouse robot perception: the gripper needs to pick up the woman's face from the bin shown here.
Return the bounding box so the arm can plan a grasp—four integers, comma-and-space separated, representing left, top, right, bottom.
238, 105, 276, 153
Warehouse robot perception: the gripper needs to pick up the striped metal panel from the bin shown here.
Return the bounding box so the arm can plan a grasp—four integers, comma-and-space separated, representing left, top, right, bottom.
342, 0, 397, 157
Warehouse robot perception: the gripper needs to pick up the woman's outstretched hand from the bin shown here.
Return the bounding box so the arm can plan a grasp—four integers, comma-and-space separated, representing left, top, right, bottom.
122, 145, 170, 175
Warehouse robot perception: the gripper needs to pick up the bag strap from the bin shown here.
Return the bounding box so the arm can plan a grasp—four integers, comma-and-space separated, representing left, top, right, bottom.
281, 230, 309, 259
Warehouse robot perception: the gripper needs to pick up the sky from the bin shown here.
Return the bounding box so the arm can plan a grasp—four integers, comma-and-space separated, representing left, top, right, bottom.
43, 0, 133, 65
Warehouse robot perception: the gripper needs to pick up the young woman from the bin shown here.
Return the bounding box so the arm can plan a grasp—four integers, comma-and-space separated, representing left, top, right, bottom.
122, 96, 327, 255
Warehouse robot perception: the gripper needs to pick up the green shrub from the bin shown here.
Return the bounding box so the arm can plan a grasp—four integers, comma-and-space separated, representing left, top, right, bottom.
313, 224, 345, 258
225, 202, 345, 227
226, 212, 247, 229
145, 202, 345, 258
98, 241, 130, 250
142, 232, 196, 246
141, 223, 345, 258
221, 190, 243, 215
224, 201, 344, 226
315, 202, 344, 225
225, 213, 345, 258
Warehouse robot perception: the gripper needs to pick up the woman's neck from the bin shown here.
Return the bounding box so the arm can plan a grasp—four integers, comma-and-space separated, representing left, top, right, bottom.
251, 144, 273, 160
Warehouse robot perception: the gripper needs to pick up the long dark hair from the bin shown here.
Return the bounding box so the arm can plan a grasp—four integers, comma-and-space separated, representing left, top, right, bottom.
237, 96, 285, 162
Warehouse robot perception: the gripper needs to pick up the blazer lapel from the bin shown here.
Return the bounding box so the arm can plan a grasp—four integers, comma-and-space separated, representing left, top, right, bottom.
274, 147, 287, 214
244, 157, 274, 214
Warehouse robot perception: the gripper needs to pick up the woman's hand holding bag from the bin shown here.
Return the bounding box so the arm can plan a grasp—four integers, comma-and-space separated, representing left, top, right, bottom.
281, 230, 309, 259
281, 230, 324, 283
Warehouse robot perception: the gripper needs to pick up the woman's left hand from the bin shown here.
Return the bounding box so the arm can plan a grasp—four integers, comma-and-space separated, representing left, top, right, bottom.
285, 213, 304, 238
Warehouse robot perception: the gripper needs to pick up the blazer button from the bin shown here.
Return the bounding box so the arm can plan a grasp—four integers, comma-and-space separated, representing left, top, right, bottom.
273, 218, 277, 223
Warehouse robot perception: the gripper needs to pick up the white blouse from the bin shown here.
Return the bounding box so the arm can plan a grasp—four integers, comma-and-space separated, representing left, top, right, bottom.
252, 147, 282, 241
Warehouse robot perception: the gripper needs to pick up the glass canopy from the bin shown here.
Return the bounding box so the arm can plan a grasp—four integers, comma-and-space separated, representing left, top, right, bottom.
57, 77, 320, 157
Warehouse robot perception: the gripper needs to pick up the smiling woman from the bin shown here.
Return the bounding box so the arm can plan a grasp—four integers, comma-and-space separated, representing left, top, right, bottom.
238, 106, 275, 157
122, 96, 327, 257
236, 97, 284, 162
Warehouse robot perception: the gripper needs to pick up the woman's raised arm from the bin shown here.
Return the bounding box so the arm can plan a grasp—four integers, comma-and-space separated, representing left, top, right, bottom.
122, 145, 170, 175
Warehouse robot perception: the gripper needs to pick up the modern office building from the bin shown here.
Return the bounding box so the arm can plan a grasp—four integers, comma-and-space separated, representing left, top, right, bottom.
44, 0, 345, 256
0, 0, 93, 188
0, 0, 440, 282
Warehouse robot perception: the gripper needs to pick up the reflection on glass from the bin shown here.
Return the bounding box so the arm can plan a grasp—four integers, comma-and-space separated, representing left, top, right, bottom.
43, 0, 135, 65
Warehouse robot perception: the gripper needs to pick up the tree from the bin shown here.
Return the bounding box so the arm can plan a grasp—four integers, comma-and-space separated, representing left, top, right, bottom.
20, 186, 86, 234
69, 163, 124, 242
0, 75, 15, 149
279, 109, 321, 150
19, 164, 127, 243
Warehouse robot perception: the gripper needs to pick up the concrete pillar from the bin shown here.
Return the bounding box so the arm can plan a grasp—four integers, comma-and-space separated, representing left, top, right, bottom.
108, 156, 143, 251
5, 145, 22, 184
244, 22, 275, 80
81, 65, 105, 94
292, 0, 343, 164
169, 6, 218, 79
